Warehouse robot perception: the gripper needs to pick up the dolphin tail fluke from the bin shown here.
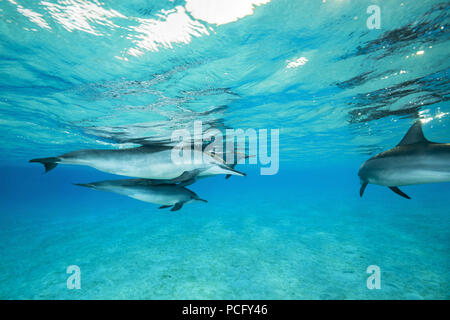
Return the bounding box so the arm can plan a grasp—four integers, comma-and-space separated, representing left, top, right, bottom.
29, 157, 60, 173
389, 186, 411, 199
360, 182, 368, 197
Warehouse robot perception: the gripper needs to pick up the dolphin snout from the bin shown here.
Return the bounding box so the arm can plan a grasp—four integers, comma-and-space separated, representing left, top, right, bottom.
357, 160, 368, 180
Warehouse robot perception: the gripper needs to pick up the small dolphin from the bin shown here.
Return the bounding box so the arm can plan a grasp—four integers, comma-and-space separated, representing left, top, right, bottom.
29, 144, 245, 181
74, 179, 207, 211
208, 151, 253, 179
358, 121, 450, 199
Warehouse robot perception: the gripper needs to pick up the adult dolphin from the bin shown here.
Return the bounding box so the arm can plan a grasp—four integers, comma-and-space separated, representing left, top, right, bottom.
29, 144, 245, 181
358, 121, 450, 199
74, 179, 207, 211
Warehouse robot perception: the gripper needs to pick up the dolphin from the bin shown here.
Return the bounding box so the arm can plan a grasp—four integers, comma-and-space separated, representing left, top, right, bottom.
208, 151, 253, 179
74, 179, 207, 211
358, 121, 450, 199
29, 144, 245, 181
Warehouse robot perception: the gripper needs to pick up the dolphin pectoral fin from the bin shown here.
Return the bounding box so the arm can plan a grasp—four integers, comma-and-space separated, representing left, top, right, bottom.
360, 182, 368, 197
150, 171, 201, 186
389, 186, 411, 199
225, 164, 236, 179
158, 205, 172, 209
178, 177, 197, 187
171, 169, 203, 184
170, 202, 183, 211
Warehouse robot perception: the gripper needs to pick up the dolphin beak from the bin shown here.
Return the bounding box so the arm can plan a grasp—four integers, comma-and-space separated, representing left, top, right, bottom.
196, 198, 208, 203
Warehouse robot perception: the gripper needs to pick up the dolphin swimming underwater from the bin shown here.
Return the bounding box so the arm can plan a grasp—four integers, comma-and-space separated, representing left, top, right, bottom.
358, 121, 450, 199
209, 151, 253, 179
29, 144, 245, 181
74, 179, 207, 211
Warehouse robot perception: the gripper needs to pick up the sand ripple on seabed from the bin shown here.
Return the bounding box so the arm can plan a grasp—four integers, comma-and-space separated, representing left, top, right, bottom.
0, 195, 448, 299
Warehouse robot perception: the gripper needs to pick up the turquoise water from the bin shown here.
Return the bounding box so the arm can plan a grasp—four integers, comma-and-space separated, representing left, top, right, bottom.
0, 0, 449, 299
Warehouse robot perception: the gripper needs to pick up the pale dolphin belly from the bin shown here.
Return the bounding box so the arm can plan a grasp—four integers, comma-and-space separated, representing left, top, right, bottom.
130, 189, 189, 205
100, 184, 191, 205
59, 148, 210, 179
365, 155, 450, 186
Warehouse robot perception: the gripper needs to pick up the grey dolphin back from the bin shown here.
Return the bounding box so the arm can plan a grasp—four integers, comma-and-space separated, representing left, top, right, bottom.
62, 144, 172, 159
113, 179, 170, 187
143, 169, 203, 187
73, 178, 207, 211
29, 144, 173, 173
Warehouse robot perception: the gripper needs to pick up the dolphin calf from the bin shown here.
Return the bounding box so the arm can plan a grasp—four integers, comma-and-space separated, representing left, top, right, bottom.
29, 144, 245, 181
358, 121, 450, 199
208, 151, 253, 179
75, 179, 207, 211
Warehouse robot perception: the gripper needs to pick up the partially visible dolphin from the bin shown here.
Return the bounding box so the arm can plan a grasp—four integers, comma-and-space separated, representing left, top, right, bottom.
74, 179, 207, 211
358, 121, 450, 199
209, 151, 253, 179
29, 144, 245, 181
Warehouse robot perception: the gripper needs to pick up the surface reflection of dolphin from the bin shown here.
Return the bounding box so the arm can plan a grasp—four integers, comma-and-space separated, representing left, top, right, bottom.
75, 179, 207, 211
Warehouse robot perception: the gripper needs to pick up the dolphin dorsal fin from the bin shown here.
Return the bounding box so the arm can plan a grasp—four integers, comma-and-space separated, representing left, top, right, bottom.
397, 121, 429, 146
